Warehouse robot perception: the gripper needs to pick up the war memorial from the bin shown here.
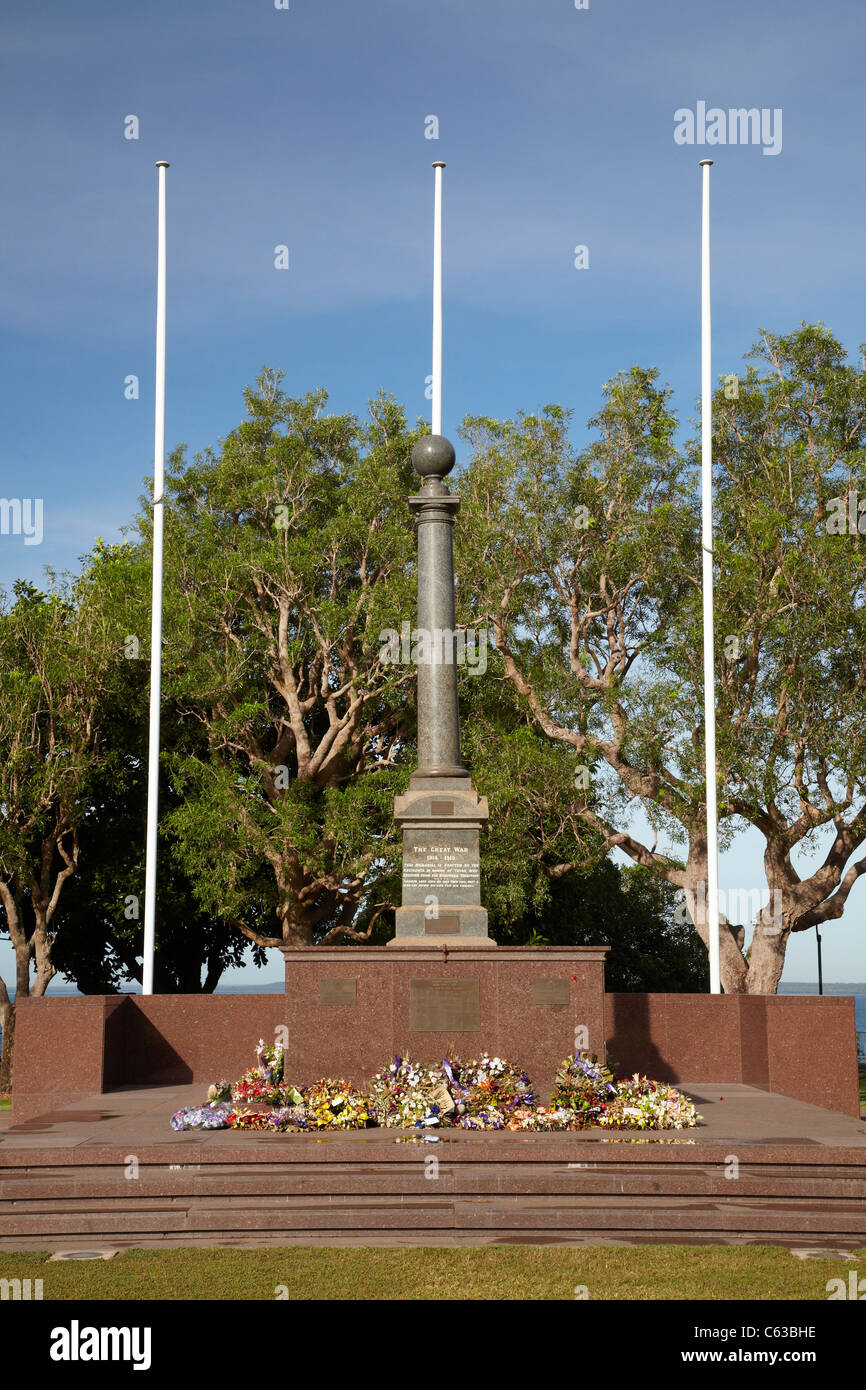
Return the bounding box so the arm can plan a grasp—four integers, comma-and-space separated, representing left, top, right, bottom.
1, 411, 862, 1252
0, 164, 863, 1257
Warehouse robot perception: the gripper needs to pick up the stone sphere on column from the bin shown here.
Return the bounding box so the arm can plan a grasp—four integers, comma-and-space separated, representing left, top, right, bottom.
412, 434, 456, 480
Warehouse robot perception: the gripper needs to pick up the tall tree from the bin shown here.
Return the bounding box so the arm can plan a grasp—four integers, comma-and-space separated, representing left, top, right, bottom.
0, 569, 116, 1087
153, 374, 423, 950
458, 328, 866, 992
49, 648, 261, 994
699, 325, 866, 989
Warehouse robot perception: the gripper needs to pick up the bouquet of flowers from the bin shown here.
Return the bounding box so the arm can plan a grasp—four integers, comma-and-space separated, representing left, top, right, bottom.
367, 1055, 453, 1128
550, 1052, 617, 1128
453, 1107, 505, 1130
441, 1054, 534, 1126
504, 1105, 540, 1131
504, 1105, 578, 1132
227, 1105, 308, 1132
227, 1111, 270, 1131
169, 1102, 232, 1132
256, 1039, 284, 1085
305, 1077, 370, 1129
207, 1079, 232, 1102
597, 1075, 702, 1130
268, 1104, 308, 1132
231, 1038, 293, 1107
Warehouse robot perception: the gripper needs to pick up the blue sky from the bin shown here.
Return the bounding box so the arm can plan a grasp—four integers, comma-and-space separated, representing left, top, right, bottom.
1, 0, 865, 985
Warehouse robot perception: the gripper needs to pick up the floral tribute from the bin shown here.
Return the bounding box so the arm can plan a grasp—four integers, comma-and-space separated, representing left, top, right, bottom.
442, 1054, 536, 1130
227, 1106, 308, 1133
550, 1052, 617, 1128
168, 1039, 701, 1134
305, 1078, 370, 1129
170, 1102, 233, 1132
596, 1075, 702, 1130
367, 1055, 451, 1128
230, 1039, 300, 1108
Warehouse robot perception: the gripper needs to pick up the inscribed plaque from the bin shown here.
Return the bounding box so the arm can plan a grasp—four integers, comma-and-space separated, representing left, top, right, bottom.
424, 913, 460, 934
410, 978, 480, 1031
532, 978, 570, 1008
319, 978, 357, 1006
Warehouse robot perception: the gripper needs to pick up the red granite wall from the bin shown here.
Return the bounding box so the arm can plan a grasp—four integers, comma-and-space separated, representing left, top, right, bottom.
606, 992, 860, 1118
11, 994, 288, 1123
764, 995, 858, 1117
102, 994, 289, 1089
11, 996, 111, 1123
10, 974, 860, 1123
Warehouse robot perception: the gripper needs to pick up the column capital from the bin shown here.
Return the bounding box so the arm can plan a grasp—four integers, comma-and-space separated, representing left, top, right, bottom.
408, 491, 460, 521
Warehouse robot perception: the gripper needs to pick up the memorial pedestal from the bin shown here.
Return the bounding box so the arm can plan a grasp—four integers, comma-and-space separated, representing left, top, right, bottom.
391, 777, 494, 946
281, 945, 609, 1097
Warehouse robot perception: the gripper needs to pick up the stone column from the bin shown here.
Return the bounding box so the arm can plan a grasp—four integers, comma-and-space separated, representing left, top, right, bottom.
389, 435, 494, 947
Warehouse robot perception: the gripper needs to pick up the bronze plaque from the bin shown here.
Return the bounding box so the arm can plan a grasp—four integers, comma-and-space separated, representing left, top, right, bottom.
424, 913, 460, 935
430, 800, 454, 816
532, 978, 570, 1008
410, 978, 480, 1032
319, 978, 357, 1006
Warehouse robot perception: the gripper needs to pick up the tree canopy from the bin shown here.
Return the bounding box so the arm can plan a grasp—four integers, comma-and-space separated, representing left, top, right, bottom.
3, 324, 864, 1047
458, 324, 866, 992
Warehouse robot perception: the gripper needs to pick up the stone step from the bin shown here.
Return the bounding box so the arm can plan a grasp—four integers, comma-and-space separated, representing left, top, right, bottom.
3, 1150, 863, 1247
1, 1166, 864, 1201
4, 1188, 863, 1212
2, 1193, 865, 1239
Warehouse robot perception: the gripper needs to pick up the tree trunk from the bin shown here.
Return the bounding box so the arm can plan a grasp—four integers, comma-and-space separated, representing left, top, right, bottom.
202, 957, 223, 993
745, 932, 788, 993
678, 832, 749, 993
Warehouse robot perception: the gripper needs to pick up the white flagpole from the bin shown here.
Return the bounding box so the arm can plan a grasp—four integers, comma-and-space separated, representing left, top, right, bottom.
700, 158, 721, 995
431, 161, 445, 434
142, 160, 169, 996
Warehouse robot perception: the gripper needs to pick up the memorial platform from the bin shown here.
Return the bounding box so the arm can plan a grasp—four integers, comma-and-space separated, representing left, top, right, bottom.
1, 1081, 864, 1252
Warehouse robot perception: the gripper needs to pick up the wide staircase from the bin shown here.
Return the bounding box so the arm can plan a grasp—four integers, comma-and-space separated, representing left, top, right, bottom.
2, 1138, 865, 1249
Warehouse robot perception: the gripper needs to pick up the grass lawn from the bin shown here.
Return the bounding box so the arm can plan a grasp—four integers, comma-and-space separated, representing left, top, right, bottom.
0, 1244, 862, 1301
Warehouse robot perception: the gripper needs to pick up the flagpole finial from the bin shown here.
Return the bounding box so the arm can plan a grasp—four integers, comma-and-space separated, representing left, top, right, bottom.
432, 160, 446, 168
155, 161, 170, 168
699, 158, 713, 166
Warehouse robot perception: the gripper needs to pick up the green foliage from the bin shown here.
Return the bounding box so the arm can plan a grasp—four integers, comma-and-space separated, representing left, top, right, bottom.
456, 329, 866, 991
0, 568, 121, 1001
458, 653, 606, 936
508, 860, 709, 991
146, 373, 425, 947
